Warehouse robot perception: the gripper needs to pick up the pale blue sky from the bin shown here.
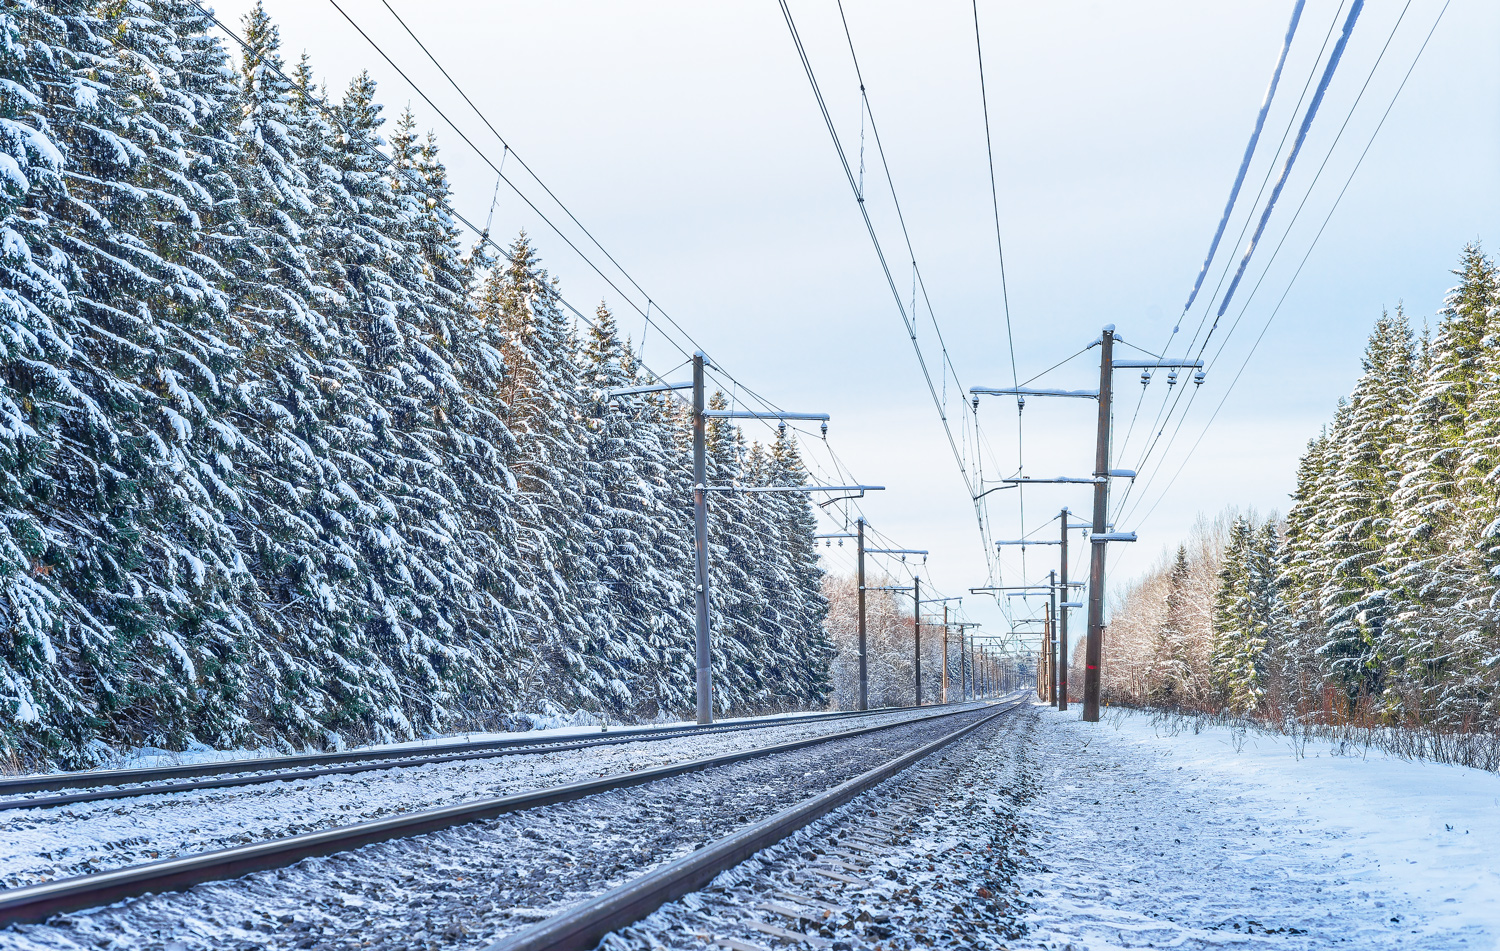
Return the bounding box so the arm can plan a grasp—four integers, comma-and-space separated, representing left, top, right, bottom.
213, 0, 1500, 649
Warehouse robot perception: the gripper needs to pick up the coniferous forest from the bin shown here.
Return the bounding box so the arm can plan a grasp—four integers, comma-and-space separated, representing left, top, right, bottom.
1105, 245, 1500, 751
0, 1, 832, 767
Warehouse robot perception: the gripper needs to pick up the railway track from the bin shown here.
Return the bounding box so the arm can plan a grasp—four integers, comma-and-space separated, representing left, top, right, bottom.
0, 702, 1007, 931
489, 698, 1023, 951
0, 703, 950, 812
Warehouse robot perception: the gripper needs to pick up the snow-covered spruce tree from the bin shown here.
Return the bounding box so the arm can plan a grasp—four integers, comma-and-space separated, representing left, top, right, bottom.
768, 428, 832, 706
24, 0, 262, 754
287, 73, 488, 739
703, 393, 768, 713
742, 438, 802, 709
624, 353, 698, 715
1278, 426, 1338, 704
479, 233, 615, 713
1316, 310, 1416, 706
1148, 545, 1195, 704
382, 108, 535, 727
0, 0, 117, 763
1209, 515, 1272, 714
402, 127, 531, 726
1383, 246, 1500, 727
223, 5, 390, 746
1437, 246, 1500, 724
581, 304, 689, 718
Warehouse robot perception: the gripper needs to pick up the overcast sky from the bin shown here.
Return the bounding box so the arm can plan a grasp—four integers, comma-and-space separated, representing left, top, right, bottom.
212, 0, 1499, 651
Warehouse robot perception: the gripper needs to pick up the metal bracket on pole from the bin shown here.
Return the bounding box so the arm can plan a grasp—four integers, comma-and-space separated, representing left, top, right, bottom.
1001, 476, 1104, 485
604, 380, 693, 398
1111, 359, 1204, 369
701, 410, 831, 421
970, 386, 1100, 400
702, 484, 883, 495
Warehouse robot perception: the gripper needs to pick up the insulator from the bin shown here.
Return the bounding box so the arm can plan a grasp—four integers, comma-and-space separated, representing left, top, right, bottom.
778, 420, 786, 436
1167, 369, 1178, 387
971, 395, 980, 411
1194, 369, 1206, 386
820, 420, 828, 438
838, 538, 843, 547
1017, 395, 1026, 411
1140, 369, 1151, 386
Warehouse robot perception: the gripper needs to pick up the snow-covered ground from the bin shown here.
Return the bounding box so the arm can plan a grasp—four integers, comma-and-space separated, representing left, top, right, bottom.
0, 707, 941, 890
1020, 704, 1500, 950
8, 700, 1492, 951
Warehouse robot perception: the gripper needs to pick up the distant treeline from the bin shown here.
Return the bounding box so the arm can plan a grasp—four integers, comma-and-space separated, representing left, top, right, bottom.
0, 1, 830, 767
821, 574, 970, 709
1103, 245, 1500, 735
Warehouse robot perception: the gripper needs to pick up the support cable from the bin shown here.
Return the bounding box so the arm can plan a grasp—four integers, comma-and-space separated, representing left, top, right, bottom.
1212, 0, 1365, 323
1122, 0, 1447, 535
1116, 1, 1349, 470
777, 0, 990, 571
198, 0, 881, 508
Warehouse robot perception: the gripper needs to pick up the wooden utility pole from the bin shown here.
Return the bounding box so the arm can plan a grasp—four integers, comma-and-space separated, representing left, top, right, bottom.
611, 363, 859, 726
912, 575, 921, 706
972, 328, 1200, 720
692, 353, 712, 725
1048, 571, 1058, 708
972, 630, 984, 696
1083, 329, 1112, 722
1059, 511, 1071, 711
941, 604, 950, 703
857, 517, 867, 712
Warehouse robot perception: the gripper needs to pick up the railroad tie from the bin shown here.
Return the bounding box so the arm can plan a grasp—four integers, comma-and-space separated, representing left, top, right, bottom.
772, 890, 846, 916
825, 849, 873, 865
712, 937, 769, 951
843, 834, 888, 849
831, 840, 880, 856
743, 918, 833, 948
757, 900, 819, 922
809, 867, 868, 887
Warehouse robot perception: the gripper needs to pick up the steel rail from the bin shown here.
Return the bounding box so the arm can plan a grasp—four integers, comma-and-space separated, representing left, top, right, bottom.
488, 700, 1020, 951
0, 703, 951, 809
0, 704, 992, 926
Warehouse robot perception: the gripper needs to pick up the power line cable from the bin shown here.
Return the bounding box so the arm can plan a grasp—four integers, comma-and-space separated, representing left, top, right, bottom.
777, 0, 992, 573
344, 0, 835, 457
1116, 1, 1349, 473
1211, 0, 1366, 324
1123, 0, 1448, 534
1118, 0, 1419, 525
197, 0, 879, 508
1179, 0, 1308, 322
